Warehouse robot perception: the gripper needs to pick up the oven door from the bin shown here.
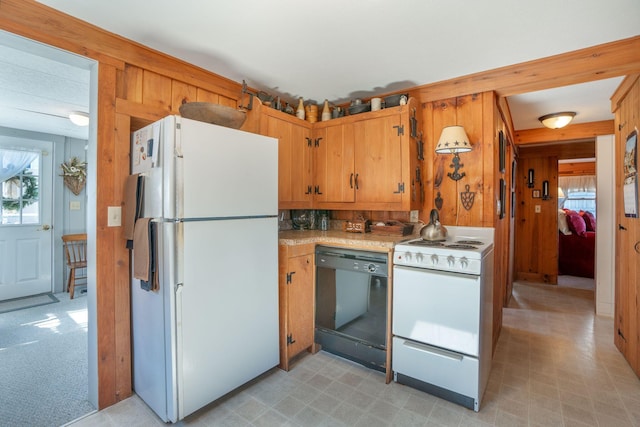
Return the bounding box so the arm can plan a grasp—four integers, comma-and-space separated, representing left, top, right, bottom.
392, 265, 481, 357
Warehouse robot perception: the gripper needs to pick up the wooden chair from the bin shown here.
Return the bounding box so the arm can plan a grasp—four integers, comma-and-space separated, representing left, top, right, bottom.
62, 233, 87, 299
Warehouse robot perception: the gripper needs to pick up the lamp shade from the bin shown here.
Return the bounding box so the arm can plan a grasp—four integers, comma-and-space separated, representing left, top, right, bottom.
435, 125, 472, 153
538, 112, 575, 129
69, 111, 89, 126
558, 187, 566, 198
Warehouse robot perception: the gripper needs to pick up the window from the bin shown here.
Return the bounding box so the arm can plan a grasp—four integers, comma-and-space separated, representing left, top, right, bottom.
559, 175, 596, 216
1, 149, 40, 225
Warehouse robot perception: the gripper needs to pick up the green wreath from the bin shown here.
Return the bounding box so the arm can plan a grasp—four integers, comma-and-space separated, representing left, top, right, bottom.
2, 172, 38, 211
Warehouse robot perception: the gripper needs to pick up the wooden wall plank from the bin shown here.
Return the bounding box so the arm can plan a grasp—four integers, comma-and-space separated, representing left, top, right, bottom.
514, 121, 614, 145
171, 80, 198, 113
142, 70, 172, 111
96, 62, 118, 408
113, 112, 132, 402
417, 36, 640, 101
558, 161, 596, 176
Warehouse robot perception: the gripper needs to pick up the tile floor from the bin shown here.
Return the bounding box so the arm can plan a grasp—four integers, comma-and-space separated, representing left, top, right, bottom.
68, 280, 640, 427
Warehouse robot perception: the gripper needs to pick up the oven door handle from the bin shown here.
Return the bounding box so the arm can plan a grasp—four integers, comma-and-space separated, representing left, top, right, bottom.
401, 340, 463, 361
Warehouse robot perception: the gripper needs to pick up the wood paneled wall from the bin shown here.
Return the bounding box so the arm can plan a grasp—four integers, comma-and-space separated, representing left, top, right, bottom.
613, 74, 640, 377
422, 92, 513, 350
514, 153, 559, 283
559, 161, 596, 176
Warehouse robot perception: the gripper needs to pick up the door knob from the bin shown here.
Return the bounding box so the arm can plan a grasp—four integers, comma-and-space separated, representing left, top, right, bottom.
41, 224, 51, 231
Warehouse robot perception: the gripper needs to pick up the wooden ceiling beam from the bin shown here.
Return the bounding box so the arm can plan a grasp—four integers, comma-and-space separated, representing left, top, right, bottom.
417, 36, 640, 102
514, 120, 614, 145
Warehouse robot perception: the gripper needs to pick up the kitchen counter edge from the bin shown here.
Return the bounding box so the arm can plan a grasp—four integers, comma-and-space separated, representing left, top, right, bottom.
278, 230, 417, 250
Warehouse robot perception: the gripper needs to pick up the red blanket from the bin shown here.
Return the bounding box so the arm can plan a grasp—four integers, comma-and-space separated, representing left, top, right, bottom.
558, 231, 595, 278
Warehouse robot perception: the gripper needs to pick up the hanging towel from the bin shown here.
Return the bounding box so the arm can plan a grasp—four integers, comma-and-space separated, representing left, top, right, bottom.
124, 174, 145, 249
133, 217, 152, 282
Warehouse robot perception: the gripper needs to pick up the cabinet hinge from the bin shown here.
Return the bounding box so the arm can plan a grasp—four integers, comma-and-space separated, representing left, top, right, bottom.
314, 185, 323, 195
286, 271, 295, 284
306, 137, 313, 147
287, 334, 296, 345
393, 125, 404, 136
305, 185, 312, 195
393, 182, 405, 194
315, 137, 323, 147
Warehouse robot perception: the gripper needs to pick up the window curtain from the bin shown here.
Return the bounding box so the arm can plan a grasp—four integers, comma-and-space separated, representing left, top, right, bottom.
0, 149, 38, 183
559, 175, 596, 212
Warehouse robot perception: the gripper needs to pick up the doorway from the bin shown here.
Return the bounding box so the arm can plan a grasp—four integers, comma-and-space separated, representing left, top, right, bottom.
0, 30, 99, 417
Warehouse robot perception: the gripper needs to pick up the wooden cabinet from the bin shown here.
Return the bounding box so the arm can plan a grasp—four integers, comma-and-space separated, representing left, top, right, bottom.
313, 97, 420, 211
260, 108, 313, 209
278, 243, 315, 371
258, 97, 421, 211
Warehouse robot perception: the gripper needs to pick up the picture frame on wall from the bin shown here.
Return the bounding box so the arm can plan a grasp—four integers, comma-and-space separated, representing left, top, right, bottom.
532, 189, 541, 198
623, 129, 638, 218
499, 130, 505, 173
499, 178, 506, 219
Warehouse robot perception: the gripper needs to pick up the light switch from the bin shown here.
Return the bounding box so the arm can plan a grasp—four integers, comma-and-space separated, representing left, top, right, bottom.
535, 205, 541, 213
70, 201, 81, 210
108, 206, 122, 227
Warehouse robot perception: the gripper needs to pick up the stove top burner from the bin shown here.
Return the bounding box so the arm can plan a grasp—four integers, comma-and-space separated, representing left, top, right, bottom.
456, 240, 484, 245
445, 244, 478, 250
407, 240, 444, 247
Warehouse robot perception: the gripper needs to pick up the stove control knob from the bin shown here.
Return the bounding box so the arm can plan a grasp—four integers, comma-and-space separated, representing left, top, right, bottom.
404, 252, 412, 262
447, 255, 455, 267
460, 257, 469, 269
430, 254, 438, 265
366, 263, 377, 273
415, 252, 424, 263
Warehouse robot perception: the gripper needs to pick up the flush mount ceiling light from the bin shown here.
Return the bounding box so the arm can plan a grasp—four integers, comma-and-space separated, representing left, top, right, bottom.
69, 111, 89, 126
538, 111, 576, 129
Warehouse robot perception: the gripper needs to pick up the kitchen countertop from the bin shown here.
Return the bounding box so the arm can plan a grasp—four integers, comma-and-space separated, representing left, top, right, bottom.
278, 229, 418, 250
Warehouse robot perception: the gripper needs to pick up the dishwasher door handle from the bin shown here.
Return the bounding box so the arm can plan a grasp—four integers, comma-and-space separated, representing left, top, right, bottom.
402, 340, 463, 361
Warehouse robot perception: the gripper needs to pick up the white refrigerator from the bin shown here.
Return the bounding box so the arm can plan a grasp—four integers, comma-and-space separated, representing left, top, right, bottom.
130, 115, 279, 422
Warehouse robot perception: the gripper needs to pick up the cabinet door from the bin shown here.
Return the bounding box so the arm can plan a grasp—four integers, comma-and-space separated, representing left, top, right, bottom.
315, 123, 355, 203
287, 253, 314, 358
353, 114, 403, 204
265, 115, 313, 208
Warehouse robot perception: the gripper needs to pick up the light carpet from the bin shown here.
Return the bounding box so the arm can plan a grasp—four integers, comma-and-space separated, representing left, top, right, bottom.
0, 293, 59, 314
0, 292, 95, 427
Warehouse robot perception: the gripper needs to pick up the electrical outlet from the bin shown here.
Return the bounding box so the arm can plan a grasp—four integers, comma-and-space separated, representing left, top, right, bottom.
410, 210, 419, 222
70, 201, 81, 210
535, 205, 541, 213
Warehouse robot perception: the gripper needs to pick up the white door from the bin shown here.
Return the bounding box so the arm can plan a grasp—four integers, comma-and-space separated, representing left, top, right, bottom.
0, 138, 53, 300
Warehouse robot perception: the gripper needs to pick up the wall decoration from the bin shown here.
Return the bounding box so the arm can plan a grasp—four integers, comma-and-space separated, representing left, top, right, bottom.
511, 190, 515, 218
542, 180, 550, 200
60, 157, 87, 196
623, 129, 638, 218
435, 191, 443, 210
499, 130, 505, 173
460, 184, 475, 210
499, 178, 506, 219
527, 168, 535, 188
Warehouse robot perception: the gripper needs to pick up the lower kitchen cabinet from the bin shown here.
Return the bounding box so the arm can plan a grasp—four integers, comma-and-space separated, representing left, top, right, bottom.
278, 243, 315, 371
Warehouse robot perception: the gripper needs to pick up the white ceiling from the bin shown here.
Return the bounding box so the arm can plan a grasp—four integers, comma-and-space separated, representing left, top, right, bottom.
2, 0, 639, 140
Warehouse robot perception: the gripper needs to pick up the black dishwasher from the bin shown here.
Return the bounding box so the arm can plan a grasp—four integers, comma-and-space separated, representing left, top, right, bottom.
315, 246, 388, 372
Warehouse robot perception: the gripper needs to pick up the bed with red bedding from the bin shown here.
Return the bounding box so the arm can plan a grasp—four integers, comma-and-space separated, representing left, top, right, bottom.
558, 209, 596, 278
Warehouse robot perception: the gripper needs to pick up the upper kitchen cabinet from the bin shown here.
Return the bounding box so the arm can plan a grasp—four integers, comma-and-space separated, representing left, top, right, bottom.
260, 107, 313, 209
313, 98, 421, 211
313, 120, 356, 203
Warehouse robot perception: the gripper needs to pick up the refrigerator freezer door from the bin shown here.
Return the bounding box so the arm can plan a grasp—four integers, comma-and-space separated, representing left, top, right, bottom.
174, 117, 278, 219
176, 216, 279, 419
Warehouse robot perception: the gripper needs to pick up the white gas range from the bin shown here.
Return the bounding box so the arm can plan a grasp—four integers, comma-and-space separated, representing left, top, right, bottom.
392, 225, 494, 412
